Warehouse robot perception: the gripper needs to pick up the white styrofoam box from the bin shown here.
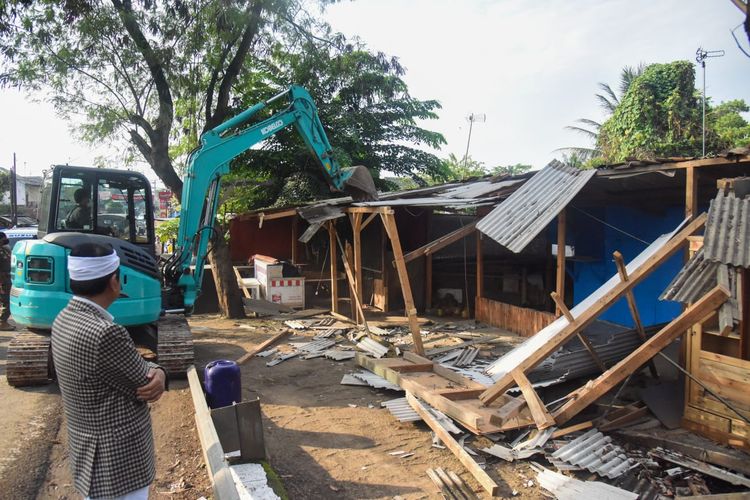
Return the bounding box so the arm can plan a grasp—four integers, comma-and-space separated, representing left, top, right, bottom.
264, 277, 305, 308
254, 256, 283, 285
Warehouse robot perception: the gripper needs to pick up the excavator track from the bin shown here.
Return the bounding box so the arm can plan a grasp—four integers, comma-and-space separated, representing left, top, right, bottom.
6, 331, 53, 387
156, 316, 194, 377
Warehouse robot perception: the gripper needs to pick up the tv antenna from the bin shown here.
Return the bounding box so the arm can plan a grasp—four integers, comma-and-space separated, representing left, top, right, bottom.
695, 47, 725, 157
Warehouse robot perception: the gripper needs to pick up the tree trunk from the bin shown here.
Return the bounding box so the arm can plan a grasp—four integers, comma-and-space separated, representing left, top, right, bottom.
207, 229, 245, 319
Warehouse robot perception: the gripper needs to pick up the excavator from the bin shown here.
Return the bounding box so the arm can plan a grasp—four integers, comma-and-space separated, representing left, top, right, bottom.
6, 85, 378, 386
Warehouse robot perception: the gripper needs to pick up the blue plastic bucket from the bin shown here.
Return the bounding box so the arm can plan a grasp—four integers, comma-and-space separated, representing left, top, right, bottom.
204, 360, 241, 409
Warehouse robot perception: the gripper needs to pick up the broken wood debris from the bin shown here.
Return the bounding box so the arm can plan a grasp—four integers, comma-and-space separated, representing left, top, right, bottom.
649, 447, 750, 488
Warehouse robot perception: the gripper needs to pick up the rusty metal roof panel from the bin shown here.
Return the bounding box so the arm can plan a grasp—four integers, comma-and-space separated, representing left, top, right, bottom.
703, 192, 750, 268
476, 160, 596, 252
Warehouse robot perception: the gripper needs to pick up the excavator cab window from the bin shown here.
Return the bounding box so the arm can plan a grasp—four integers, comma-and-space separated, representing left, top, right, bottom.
57, 175, 93, 231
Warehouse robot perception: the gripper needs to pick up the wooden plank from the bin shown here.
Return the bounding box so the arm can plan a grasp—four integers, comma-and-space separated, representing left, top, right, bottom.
381, 211, 424, 355
555, 209, 566, 314
475, 297, 555, 338
613, 251, 659, 378
403, 351, 486, 389
598, 404, 649, 431
345, 241, 357, 322
233, 267, 252, 299
328, 222, 339, 314
344, 207, 383, 214
686, 166, 698, 220
479, 214, 708, 405
511, 368, 555, 429
340, 237, 370, 331
361, 212, 378, 231
551, 292, 606, 372
551, 421, 593, 438
406, 393, 501, 497
495, 396, 527, 422
552, 285, 729, 424
425, 337, 505, 357
399, 221, 478, 264
187, 366, 241, 500
236, 330, 291, 365
436, 388, 487, 400
426, 254, 433, 310
352, 212, 363, 324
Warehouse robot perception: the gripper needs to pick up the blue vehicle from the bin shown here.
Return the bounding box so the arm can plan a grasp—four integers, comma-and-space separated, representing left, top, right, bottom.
6, 85, 377, 386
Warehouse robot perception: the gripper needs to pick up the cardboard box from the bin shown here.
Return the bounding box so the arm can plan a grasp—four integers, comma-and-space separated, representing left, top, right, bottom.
265, 278, 305, 308
253, 255, 283, 286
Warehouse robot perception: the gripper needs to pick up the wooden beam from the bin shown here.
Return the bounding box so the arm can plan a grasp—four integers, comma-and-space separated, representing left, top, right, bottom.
352, 213, 364, 323
613, 251, 659, 378
236, 330, 291, 365
425, 254, 433, 310
476, 231, 484, 299
495, 396, 527, 422
403, 351, 486, 389
552, 285, 729, 424
550, 291, 607, 372
345, 241, 357, 322
336, 234, 370, 332
399, 221, 478, 265
512, 369, 555, 429
233, 267, 252, 299
686, 166, 698, 220
187, 366, 241, 500
555, 209, 567, 315
344, 206, 385, 214
551, 421, 593, 438
328, 222, 339, 314
479, 214, 707, 405
381, 211, 425, 355
361, 212, 378, 231
406, 393, 501, 497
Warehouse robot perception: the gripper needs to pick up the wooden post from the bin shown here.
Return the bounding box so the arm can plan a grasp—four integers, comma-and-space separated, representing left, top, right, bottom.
291, 217, 298, 264
551, 292, 607, 372
552, 285, 729, 425
352, 213, 364, 323
380, 210, 425, 355
345, 241, 357, 322
425, 254, 433, 310
476, 230, 484, 299
555, 209, 567, 315
685, 166, 698, 220
328, 222, 339, 314
613, 251, 659, 378
512, 369, 555, 429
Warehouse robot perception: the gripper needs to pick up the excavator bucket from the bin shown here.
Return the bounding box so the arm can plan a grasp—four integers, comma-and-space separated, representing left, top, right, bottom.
341, 165, 379, 201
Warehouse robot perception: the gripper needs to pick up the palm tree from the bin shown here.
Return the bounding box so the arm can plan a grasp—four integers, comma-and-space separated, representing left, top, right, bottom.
558, 64, 645, 163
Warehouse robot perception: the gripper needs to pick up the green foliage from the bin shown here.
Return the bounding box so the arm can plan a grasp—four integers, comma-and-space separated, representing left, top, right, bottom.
711, 99, 750, 148
491, 163, 532, 176
155, 216, 180, 244
597, 61, 724, 162
0, 170, 9, 195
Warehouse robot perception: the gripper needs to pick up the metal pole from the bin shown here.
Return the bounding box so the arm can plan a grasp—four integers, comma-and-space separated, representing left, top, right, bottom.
11, 153, 17, 227
702, 60, 706, 158
462, 115, 474, 168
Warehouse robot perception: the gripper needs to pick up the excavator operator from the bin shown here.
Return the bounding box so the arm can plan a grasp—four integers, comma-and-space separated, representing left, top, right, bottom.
65, 188, 92, 229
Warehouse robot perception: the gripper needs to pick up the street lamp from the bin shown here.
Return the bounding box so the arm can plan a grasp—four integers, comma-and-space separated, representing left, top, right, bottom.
462, 113, 486, 167
695, 47, 725, 157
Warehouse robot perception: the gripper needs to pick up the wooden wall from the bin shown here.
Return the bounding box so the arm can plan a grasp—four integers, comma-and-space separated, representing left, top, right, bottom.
475, 297, 555, 337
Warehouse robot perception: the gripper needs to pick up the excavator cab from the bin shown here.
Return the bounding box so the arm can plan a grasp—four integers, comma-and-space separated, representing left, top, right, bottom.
38, 165, 156, 253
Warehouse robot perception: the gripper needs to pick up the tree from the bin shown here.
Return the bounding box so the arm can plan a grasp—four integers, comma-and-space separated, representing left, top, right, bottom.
0, 1, 445, 318
417, 154, 487, 185
491, 163, 532, 176
597, 60, 725, 162
711, 99, 750, 148
560, 64, 644, 162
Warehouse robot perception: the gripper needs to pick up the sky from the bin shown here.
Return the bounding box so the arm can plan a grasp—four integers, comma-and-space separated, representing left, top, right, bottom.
0, 0, 747, 179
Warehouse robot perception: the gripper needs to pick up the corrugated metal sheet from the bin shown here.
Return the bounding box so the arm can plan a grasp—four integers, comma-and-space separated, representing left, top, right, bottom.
535, 466, 638, 500
476, 160, 596, 252
353, 196, 497, 208
381, 397, 421, 422
550, 428, 637, 479
660, 248, 718, 303
356, 337, 389, 358
351, 370, 402, 391
703, 192, 750, 268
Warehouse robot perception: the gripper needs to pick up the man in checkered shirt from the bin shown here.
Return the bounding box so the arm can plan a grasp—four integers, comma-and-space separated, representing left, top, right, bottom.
52, 241, 167, 500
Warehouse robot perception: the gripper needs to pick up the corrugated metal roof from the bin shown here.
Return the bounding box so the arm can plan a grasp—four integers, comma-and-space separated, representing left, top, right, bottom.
356, 337, 389, 358
660, 248, 718, 303
703, 192, 750, 268
535, 466, 638, 500
476, 160, 596, 252
381, 397, 421, 422
550, 428, 637, 479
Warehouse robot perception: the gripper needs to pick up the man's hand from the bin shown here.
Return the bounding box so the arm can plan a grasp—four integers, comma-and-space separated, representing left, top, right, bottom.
136, 368, 166, 403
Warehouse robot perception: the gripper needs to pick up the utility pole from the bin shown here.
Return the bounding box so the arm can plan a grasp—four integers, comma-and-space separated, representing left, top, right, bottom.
10, 153, 17, 227
695, 47, 725, 157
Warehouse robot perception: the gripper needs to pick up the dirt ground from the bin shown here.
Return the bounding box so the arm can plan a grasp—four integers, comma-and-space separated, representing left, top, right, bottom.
1, 314, 543, 499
